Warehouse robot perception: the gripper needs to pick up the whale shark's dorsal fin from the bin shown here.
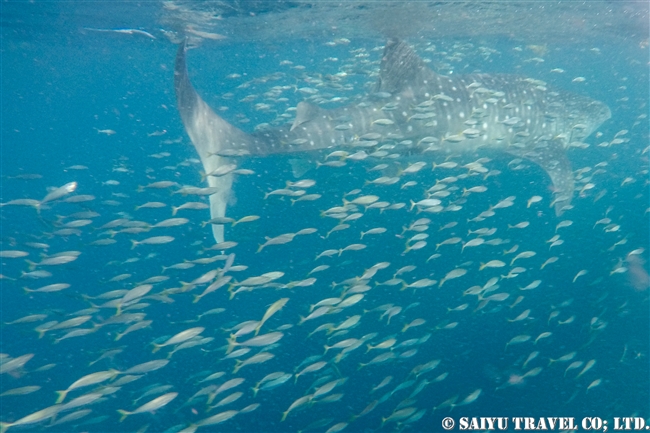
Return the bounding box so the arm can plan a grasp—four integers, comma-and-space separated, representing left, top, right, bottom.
291, 101, 325, 131
375, 38, 437, 94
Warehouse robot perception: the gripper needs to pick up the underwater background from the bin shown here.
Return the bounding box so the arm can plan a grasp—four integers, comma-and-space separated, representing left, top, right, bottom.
1, 2, 649, 432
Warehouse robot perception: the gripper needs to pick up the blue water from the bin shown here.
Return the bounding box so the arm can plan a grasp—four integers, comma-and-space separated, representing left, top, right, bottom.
1, 2, 649, 433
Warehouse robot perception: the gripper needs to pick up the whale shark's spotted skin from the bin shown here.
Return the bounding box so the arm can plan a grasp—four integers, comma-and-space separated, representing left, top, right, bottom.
175, 38, 610, 243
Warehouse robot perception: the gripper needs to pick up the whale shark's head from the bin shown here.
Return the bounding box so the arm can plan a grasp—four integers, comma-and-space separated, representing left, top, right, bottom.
563, 97, 612, 143
583, 100, 612, 137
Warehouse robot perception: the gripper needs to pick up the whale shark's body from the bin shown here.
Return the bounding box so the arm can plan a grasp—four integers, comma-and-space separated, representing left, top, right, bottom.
175, 38, 611, 243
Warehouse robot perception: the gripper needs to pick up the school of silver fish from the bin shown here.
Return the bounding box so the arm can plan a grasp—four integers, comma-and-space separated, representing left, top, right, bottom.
0, 33, 648, 433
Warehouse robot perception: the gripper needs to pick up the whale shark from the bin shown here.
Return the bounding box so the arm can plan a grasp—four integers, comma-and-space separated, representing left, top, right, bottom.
174, 38, 611, 243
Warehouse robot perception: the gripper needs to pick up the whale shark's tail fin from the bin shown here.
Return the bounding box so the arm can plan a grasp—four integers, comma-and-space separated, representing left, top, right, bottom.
175, 40, 252, 243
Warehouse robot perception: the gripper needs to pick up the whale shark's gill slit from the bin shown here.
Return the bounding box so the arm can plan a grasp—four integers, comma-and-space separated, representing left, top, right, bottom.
175, 38, 610, 243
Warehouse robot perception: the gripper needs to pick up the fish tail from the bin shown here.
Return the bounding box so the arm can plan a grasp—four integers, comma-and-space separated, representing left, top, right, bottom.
130, 240, 139, 250
117, 409, 131, 422
233, 360, 242, 374
152, 344, 161, 353
225, 336, 236, 354
171, 206, 178, 216
55, 390, 67, 404
0, 422, 12, 433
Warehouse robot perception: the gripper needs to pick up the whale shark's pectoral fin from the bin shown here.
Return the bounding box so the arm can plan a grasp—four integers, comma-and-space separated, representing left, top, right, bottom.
375, 38, 438, 94
506, 139, 575, 216
175, 40, 253, 243
289, 158, 315, 178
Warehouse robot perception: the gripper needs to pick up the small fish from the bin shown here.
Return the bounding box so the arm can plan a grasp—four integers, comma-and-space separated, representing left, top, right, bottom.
573, 270, 588, 282
540, 257, 559, 269
23, 283, 70, 293
505, 334, 531, 349
508, 309, 532, 322
152, 327, 204, 353
117, 392, 178, 422
131, 236, 175, 249
586, 378, 602, 392
0, 250, 29, 258
479, 260, 506, 270
527, 195, 542, 207
40, 182, 78, 207
439, 268, 467, 287
520, 280, 542, 290
0, 386, 41, 397
152, 218, 189, 228
555, 220, 573, 231
56, 370, 120, 403
254, 298, 289, 335
523, 351, 539, 368
510, 251, 536, 265
455, 389, 482, 407
461, 238, 484, 252
576, 359, 596, 379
